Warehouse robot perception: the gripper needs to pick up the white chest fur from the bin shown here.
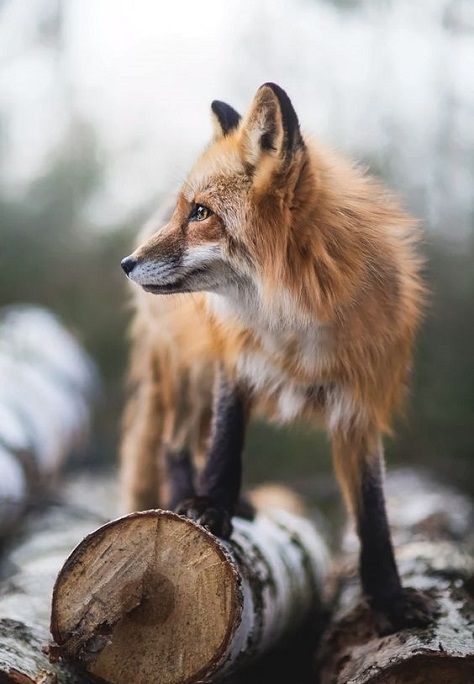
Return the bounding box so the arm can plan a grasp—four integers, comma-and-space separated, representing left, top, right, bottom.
208, 288, 333, 423
236, 350, 310, 422
207, 290, 361, 431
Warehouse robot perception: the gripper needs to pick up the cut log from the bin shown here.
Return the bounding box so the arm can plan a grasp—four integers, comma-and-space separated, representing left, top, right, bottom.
2, 470, 474, 683
49, 485, 329, 684
0, 498, 106, 683
317, 469, 474, 684
0, 305, 97, 535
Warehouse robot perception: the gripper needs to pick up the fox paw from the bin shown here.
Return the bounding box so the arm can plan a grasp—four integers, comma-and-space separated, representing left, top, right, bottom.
373, 587, 437, 636
175, 496, 233, 539
235, 496, 255, 520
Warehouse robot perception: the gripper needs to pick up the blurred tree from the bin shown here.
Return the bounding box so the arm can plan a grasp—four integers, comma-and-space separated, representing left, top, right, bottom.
0, 0, 472, 493
0, 117, 137, 465
393, 235, 474, 491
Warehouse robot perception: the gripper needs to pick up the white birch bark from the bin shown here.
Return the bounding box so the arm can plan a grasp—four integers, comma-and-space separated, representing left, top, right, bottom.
50, 493, 329, 684
0, 305, 97, 535
318, 470, 474, 684
0, 501, 105, 683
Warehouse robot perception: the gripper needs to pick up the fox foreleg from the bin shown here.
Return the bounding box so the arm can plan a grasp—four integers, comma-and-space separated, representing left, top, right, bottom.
176, 371, 247, 538
165, 447, 196, 511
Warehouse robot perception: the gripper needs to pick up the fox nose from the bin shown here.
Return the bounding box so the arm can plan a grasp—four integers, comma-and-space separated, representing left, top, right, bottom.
121, 255, 137, 276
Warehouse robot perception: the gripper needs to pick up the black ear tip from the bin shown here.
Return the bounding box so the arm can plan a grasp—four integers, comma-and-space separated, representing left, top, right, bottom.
259, 82, 287, 97
211, 100, 241, 136
211, 100, 223, 114
259, 83, 293, 111
258, 82, 302, 149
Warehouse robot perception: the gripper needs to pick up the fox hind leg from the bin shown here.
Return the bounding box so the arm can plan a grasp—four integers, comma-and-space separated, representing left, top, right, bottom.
163, 367, 213, 511
120, 355, 164, 512
332, 428, 433, 634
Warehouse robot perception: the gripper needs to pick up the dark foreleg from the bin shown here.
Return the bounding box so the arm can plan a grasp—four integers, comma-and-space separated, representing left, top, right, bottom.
165, 447, 196, 511
176, 371, 247, 538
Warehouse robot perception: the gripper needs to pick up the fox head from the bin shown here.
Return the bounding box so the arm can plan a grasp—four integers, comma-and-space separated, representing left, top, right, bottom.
122, 83, 309, 300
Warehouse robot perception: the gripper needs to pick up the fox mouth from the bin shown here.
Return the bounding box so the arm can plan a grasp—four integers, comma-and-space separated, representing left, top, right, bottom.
141, 268, 207, 295
142, 281, 190, 295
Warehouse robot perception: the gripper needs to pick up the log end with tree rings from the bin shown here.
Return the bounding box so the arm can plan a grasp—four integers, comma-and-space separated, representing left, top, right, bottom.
50, 506, 329, 684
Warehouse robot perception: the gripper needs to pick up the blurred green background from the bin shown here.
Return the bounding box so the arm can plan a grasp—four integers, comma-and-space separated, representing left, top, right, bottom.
1, 0, 473, 499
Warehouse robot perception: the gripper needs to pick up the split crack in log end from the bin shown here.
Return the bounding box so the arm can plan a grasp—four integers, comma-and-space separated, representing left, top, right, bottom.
49, 516, 157, 662
49, 510, 240, 684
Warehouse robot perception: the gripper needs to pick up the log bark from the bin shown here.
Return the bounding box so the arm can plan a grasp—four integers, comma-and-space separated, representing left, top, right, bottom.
49, 486, 329, 684
2, 468, 473, 684
0, 305, 96, 536
0, 500, 106, 683
317, 469, 474, 684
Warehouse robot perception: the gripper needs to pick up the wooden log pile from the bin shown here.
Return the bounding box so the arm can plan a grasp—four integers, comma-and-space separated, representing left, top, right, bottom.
0, 305, 97, 535
0, 501, 103, 683
0, 479, 328, 684
0, 469, 472, 683
49, 487, 329, 684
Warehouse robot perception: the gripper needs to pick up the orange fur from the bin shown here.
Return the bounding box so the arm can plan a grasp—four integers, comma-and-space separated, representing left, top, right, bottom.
120, 84, 425, 518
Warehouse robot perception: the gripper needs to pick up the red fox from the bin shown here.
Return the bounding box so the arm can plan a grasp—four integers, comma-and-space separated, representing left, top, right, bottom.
121, 83, 427, 633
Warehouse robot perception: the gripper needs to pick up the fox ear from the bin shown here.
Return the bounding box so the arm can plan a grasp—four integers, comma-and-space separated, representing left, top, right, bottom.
240, 83, 303, 168
211, 100, 241, 138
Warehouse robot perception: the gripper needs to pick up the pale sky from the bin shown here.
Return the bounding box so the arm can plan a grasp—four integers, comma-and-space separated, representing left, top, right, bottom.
1, 0, 473, 233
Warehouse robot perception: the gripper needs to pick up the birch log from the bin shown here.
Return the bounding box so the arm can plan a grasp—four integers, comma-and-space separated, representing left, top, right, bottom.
0, 305, 97, 535
49, 486, 329, 684
318, 469, 474, 684
0, 499, 106, 683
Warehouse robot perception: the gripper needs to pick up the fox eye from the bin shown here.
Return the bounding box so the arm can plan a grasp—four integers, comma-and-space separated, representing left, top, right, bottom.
190, 204, 212, 222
